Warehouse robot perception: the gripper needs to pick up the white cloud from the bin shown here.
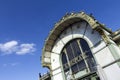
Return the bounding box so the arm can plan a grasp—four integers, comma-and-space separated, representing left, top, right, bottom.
0, 41, 18, 55
16, 43, 36, 55
0, 40, 36, 55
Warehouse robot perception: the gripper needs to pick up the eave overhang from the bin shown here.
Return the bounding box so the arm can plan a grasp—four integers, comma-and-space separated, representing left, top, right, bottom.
112, 29, 120, 43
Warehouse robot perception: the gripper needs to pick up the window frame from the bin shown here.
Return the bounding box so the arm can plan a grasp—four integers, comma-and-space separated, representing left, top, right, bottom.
61, 38, 97, 79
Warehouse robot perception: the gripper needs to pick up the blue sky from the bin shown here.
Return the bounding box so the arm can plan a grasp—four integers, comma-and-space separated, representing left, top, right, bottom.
0, 0, 120, 80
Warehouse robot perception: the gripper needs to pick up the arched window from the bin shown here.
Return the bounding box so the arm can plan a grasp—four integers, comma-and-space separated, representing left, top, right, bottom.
61, 38, 97, 79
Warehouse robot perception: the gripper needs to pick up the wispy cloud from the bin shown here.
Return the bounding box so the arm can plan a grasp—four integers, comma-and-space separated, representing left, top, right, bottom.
3, 63, 7, 67
3, 62, 19, 67
0, 40, 36, 55
10, 62, 19, 66
16, 43, 36, 55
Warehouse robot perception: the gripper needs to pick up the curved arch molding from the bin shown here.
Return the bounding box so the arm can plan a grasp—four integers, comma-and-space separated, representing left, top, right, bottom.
41, 12, 112, 67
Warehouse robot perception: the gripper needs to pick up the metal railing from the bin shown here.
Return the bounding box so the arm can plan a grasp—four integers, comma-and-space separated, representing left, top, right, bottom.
39, 72, 51, 80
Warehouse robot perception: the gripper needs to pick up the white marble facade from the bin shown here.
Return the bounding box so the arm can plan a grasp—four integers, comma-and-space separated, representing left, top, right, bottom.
41, 12, 120, 80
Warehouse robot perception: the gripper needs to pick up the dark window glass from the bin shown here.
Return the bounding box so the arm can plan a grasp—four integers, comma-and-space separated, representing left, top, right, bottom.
71, 64, 78, 74
78, 60, 86, 71
62, 52, 69, 72
71, 40, 81, 57
86, 57, 96, 72
62, 52, 67, 64
86, 51, 93, 58
80, 38, 90, 54
66, 44, 74, 60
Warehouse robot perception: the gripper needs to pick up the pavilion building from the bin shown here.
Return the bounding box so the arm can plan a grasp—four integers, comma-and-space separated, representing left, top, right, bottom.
40, 12, 120, 80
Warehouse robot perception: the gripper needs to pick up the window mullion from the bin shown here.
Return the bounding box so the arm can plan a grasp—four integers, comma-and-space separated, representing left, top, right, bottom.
64, 49, 71, 69
70, 41, 80, 73
77, 39, 90, 73
64, 49, 74, 79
